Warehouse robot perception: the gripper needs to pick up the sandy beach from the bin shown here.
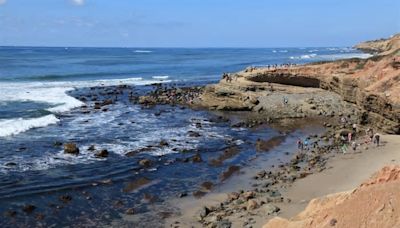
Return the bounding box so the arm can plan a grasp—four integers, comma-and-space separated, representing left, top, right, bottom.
167, 134, 400, 227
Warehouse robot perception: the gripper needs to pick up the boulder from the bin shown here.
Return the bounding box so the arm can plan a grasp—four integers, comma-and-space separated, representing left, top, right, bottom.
211, 220, 232, 228
263, 204, 280, 216
192, 153, 203, 163
101, 99, 113, 106
247, 199, 259, 210
242, 191, 255, 200
159, 140, 169, 147
139, 159, 152, 167
197, 206, 210, 221
64, 143, 79, 155
95, 149, 109, 158
125, 208, 135, 215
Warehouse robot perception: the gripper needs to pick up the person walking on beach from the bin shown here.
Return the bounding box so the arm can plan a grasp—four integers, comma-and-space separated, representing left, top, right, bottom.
340, 116, 347, 127
373, 133, 380, 146
283, 97, 288, 106
340, 135, 347, 154
352, 123, 357, 137
367, 128, 374, 143
303, 139, 309, 150
297, 138, 303, 150
351, 141, 357, 151
347, 132, 352, 143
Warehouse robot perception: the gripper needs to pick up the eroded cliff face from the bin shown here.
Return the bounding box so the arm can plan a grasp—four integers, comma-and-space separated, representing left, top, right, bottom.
354, 34, 400, 55
263, 166, 400, 228
196, 34, 400, 133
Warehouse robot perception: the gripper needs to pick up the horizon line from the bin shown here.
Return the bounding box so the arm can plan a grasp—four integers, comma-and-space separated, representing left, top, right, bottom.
0, 45, 353, 49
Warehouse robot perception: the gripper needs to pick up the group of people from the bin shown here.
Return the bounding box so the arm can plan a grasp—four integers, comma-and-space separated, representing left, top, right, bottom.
296, 138, 318, 151
222, 73, 239, 83
265, 63, 297, 70
338, 121, 381, 154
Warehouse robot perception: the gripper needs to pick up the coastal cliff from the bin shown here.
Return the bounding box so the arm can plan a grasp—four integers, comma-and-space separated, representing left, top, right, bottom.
195, 34, 400, 133
263, 165, 400, 228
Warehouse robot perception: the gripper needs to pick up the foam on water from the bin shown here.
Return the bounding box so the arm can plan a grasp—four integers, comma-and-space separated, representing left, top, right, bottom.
290, 53, 372, 61
290, 54, 318, 59
152, 75, 169, 80
0, 146, 103, 173
0, 115, 60, 137
134, 50, 153, 53
318, 53, 372, 60
0, 77, 171, 137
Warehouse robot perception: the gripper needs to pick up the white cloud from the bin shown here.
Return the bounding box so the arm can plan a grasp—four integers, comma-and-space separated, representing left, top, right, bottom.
71, 0, 85, 6
0, 0, 7, 6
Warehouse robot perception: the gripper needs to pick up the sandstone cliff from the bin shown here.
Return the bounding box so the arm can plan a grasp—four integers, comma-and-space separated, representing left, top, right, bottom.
196, 34, 400, 133
263, 165, 400, 228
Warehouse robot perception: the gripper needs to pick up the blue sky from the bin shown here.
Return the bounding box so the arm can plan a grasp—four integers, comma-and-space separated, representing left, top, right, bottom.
0, 0, 399, 47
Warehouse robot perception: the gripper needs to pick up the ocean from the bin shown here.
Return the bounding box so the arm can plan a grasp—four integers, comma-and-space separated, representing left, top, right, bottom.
0, 46, 370, 226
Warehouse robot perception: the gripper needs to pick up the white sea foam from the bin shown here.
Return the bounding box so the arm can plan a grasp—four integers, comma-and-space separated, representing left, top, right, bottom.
0, 115, 60, 137
0, 77, 171, 137
0, 146, 102, 173
290, 53, 372, 61
152, 75, 169, 80
290, 54, 317, 59
134, 50, 153, 53
319, 53, 372, 60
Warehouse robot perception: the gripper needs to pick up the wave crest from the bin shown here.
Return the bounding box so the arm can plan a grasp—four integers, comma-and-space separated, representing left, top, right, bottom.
0, 115, 60, 137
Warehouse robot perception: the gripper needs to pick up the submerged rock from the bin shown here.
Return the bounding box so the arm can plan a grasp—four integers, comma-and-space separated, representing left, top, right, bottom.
125, 208, 135, 215
95, 149, 109, 158
191, 153, 203, 163
22, 204, 36, 214
159, 140, 169, 147
139, 159, 152, 167
59, 195, 72, 203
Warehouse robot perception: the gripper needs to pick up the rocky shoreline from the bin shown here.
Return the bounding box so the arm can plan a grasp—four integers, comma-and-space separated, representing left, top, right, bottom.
161, 35, 400, 227
2, 35, 398, 228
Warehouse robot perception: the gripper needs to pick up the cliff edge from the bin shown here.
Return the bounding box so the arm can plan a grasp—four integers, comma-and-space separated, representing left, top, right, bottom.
195, 34, 400, 133
263, 165, 400, 228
